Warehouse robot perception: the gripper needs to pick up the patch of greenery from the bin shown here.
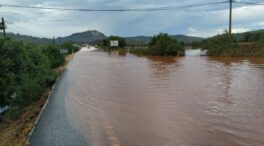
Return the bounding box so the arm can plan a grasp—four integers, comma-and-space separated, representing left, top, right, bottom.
130, 33, 185, 56
202, 32, 238, 56
148, 33, 184, 56
237, 30, 264, 42
61, 41, 80, 55
0, 38, 65, 119
42, 45, 65, 68
202, 32, 264, 57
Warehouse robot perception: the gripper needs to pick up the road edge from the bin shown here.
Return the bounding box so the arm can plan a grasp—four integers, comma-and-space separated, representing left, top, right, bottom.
26, 52, 77, 145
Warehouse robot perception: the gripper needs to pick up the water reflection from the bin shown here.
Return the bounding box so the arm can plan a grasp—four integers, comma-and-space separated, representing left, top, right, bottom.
206, 57, 264, 66
147, 56, 180, 81
107, 50, 127, 56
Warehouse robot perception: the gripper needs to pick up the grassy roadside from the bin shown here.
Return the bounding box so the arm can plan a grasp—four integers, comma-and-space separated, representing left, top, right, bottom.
0, 53, 77, 146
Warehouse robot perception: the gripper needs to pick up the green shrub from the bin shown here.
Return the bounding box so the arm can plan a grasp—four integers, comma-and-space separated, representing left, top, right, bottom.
202, 32, 238, 56
0, 38, 61, 119
42, 45, 65, 68
148, 33, 184, 56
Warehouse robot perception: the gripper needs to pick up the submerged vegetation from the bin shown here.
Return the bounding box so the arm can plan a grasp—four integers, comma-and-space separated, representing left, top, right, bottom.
130, 33, 185, 56
202, 31, 264, 57
0, 37, 79, 119
131, 31, 264, 57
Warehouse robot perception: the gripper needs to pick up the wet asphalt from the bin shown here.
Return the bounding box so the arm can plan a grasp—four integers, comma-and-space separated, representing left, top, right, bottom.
29, 69, 89, 146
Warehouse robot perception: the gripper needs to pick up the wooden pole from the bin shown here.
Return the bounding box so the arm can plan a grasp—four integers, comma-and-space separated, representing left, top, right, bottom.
229, 0, 232, 37
1, 17, 6, 37
53, 36, 55, 45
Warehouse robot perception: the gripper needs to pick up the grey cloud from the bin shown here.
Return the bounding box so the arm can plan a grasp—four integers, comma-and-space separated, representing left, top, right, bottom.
1, 0, 263, 38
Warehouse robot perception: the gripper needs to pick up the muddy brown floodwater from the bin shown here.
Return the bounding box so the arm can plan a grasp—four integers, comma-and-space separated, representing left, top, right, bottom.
65, 48, 264, 146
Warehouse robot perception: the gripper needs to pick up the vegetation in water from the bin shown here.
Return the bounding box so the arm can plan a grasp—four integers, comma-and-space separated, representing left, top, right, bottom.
202, 31, 264, 57
130, 33, 185, 56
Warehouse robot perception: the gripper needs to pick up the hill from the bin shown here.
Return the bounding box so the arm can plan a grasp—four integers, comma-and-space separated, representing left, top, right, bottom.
0, 30, 107, 45
56, 30, 107, 44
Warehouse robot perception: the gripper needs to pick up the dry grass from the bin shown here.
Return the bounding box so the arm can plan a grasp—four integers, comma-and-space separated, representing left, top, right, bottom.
0, 89, 51, 146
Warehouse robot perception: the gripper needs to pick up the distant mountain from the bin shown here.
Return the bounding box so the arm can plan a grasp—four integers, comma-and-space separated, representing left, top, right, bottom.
56, 30, 107, 44
0, 32, 53, 45
125, 35, 204, 45
0, 30, 107, 45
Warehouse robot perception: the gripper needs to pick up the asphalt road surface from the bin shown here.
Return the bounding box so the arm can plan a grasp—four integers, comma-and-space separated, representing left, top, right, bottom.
29, 69, 89, 146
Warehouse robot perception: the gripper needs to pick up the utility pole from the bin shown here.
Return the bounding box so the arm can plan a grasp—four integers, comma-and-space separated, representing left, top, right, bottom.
0, 17, 6, 37
53, 36, 55, 45
229, 0, 232, 37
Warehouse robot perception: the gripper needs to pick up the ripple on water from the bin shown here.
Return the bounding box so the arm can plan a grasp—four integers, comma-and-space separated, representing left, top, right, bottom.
66, 50, 264, 146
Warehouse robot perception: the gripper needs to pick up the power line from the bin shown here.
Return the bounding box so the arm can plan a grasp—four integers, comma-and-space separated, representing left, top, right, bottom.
0, 1, 229, 12
158, 1, 229, 10
233, 1, 264, 6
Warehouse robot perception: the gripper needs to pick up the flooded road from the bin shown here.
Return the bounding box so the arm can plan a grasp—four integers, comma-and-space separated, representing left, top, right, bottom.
31, 47, 264, 146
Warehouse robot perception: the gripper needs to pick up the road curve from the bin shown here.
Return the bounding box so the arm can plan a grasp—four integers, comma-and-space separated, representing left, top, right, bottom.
29, 57, 89, 146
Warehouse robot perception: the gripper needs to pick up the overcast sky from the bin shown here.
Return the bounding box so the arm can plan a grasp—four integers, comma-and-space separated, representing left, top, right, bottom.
1, 0, 264, 38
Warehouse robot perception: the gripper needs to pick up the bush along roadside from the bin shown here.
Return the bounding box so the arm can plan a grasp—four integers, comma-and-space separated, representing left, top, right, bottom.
0, 37, 79, 120
0, 37, 79, 146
